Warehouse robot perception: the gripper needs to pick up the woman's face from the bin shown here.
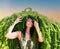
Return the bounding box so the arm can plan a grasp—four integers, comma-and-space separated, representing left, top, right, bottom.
26, 18, 33, 28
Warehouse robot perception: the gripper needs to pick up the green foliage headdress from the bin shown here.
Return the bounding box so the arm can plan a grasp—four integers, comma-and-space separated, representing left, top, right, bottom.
0, 8, 60, 49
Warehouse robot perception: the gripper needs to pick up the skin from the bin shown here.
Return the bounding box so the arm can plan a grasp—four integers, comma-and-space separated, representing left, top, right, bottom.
5, 17, 43, 42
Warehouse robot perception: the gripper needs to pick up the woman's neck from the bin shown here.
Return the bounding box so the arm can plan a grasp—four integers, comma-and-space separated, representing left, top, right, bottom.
26, 27, 30, 33
25, 27, 31, 40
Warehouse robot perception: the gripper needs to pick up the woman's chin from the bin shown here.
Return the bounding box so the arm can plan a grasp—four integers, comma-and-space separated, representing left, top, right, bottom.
27, 26, 32, 28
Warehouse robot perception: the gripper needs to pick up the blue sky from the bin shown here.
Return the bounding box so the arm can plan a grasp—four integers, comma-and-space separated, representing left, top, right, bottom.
0, 0, 60, 10
0, 0, 60, 20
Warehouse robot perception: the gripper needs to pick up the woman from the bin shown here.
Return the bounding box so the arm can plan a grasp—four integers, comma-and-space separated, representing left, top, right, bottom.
5, 16, 43, 49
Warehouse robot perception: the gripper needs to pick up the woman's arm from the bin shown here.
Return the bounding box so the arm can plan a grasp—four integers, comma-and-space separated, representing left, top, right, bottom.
5, 31, 19, 39
5, 17, 22, 39
34, 21, 43, 42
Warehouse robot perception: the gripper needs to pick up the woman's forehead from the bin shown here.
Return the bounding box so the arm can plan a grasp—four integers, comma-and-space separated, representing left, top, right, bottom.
27, 18, 33, 21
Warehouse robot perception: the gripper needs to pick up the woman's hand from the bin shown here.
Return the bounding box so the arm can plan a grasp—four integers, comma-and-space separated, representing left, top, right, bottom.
14, 17, 22, 25
34, 21, 40, 34
34, 21, 39, 29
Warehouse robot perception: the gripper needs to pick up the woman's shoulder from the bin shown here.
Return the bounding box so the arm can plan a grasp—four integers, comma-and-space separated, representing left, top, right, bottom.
17, 31, 25, 38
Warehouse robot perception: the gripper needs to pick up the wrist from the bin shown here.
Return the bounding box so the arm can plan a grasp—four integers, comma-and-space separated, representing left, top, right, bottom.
37, 30, 41, 34
14, 22, 17, 25
11, 22, 16, 27
36, 27, 40, 33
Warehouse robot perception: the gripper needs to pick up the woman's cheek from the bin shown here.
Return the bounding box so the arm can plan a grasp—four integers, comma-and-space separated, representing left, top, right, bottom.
26, 22, 32, 27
